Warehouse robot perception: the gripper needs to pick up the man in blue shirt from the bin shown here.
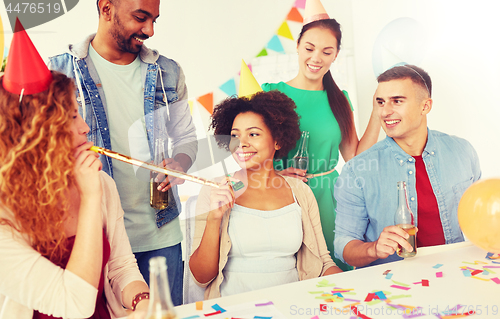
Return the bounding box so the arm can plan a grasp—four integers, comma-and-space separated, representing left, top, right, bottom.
333, 65, 481, 268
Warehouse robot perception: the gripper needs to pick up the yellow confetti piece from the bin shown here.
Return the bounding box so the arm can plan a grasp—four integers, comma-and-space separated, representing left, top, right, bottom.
343, 302, 360, 308
474, 260, 488, 264
195, 301, 203, 310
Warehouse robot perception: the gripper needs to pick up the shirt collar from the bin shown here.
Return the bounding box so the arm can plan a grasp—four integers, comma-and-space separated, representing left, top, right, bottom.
385, 128, 436, 166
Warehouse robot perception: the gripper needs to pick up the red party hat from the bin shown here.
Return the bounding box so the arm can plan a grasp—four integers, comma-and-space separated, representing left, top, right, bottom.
3, 18, 53, 95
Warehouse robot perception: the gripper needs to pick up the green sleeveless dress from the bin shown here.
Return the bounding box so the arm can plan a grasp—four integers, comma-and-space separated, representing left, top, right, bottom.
262, 81, 353, 271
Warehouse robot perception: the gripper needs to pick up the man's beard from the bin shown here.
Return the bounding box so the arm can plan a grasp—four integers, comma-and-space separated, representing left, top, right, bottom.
110, 14, 148, 54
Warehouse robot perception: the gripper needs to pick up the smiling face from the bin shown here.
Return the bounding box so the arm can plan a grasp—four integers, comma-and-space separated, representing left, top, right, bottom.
229, 112, 280, 171
107, 0, 160, 55
296, 27, 339, 86
376, 78, 431, 147
69, 97, 90, 149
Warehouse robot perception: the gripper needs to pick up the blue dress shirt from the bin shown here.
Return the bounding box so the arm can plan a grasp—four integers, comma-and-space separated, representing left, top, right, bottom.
334, 129, 481, 267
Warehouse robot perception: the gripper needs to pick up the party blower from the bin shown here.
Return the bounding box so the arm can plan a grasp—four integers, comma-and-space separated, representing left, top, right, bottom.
90, 146, 244, 190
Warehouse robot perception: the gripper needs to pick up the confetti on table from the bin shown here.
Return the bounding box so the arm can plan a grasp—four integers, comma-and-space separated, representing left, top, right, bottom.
364, 293, 375, 302
331, 288, 354, 293
350, 305, 373, 319
474, 260, 487, 264
196, 301, 203, 310
436, 272, 443, 278
316, 279, 336, 287
422, 279, 429, 287
311, 316, 320, 319
255, 301, 273, 307
433, 263, 444, 269
385, 273, 394, 279
254, 316, 272, 319
492, 261, 500, 264
204, 311, 222, 317
212, 304, 226, 313
392, 279, 410, 287
462, 270, 472, 277
483, 265, 500, 268
308, 291, 324, 294
440, 310, 475, 318
482, 269, 490, 275
412, 281, 421, 285
182, 316, 200, 319
383, 269, 391, 275
491, 277, 500, 284
391, 285, 411, 291
470, 269, 483, 276
375, 291, 387, 300
344, 298, 361, 302
472, 276, 490, 282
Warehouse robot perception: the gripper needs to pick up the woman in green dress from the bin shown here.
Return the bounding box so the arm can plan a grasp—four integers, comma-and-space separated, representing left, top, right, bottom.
262, 18, 380, 271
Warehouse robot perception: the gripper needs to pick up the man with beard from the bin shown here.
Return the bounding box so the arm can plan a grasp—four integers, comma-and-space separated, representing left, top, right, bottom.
49, 0, 197, 305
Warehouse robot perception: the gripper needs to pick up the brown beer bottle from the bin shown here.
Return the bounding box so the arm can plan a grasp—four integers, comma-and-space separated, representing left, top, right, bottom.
394, 181, 417, 258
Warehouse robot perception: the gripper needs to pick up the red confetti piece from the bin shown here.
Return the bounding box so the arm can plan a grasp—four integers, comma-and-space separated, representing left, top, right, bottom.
364, 293, 375, 302
204, 311, 221, 316
422, 279, 429, 286
470, 270, 482, 276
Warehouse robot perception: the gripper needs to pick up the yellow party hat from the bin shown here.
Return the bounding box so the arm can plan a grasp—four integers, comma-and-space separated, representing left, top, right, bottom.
238, 60, 262, 98
303, 0, 330, 25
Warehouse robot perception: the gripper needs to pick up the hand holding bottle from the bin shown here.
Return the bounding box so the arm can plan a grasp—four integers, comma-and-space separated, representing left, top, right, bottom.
372, 225, 416, 259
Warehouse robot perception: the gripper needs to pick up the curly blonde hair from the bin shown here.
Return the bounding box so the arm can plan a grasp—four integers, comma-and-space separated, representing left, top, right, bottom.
0, 72, 76, 263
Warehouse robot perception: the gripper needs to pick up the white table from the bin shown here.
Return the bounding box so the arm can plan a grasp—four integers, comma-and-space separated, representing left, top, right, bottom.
175, 242, 500, 318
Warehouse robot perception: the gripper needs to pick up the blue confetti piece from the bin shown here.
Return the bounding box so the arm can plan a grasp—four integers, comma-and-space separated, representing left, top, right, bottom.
462, 270, 472, 277
385, 273, 394, 279
211, 304, 226, 313
375, 291, 387, 300
182, 316, 200, 319
433, 264, 443, 269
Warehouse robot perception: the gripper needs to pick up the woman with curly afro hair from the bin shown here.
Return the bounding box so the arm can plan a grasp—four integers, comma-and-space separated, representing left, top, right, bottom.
189, 90, 342, 300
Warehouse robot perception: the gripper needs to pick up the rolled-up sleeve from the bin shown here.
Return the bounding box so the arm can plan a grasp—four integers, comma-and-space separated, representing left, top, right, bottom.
333, 163, 370, 265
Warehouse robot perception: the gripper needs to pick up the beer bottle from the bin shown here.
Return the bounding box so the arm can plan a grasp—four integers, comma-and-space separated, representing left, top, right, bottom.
291, 131, 309, 171
150, 138, 169, 209
146, 256, 178, 319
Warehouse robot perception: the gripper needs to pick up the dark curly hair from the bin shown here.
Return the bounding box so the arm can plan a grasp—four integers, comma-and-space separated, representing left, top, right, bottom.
210, 91, 301, 159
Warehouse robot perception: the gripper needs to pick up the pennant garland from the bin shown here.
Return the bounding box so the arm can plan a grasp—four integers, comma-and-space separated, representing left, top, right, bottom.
191, 1, 306, 115
197, 92, 213, 114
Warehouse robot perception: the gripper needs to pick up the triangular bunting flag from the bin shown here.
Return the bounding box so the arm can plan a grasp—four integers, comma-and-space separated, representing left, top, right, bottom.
256, 48, 268, 57
197, 92, 213, 114
277, 21, 294, 40
287, 7, 303, 23
294, 0, 306, 9
219, 78, 237, 97
188, 99, 194, 114
266, 35, 285, 54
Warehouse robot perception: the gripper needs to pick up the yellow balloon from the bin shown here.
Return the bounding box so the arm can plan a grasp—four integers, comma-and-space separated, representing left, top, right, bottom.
458, 178, 500, 253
